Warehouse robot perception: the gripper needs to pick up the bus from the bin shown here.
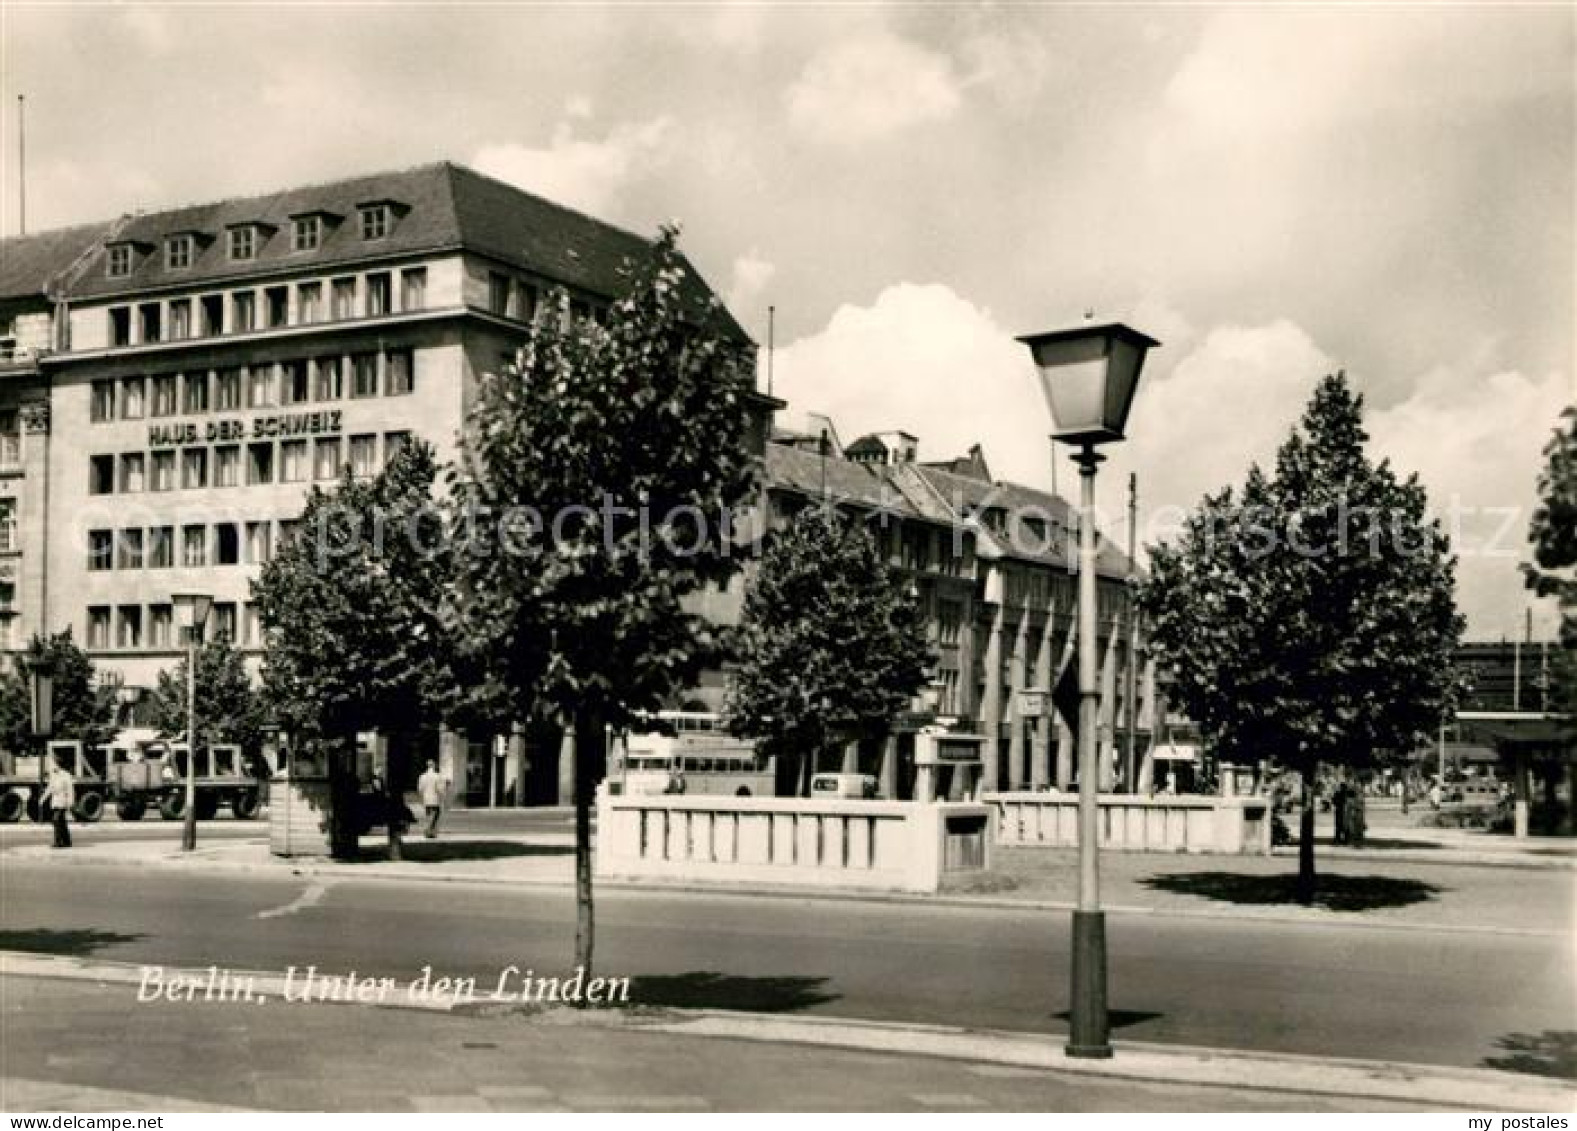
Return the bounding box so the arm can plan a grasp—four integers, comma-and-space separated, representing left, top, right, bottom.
612, 712, 775, 797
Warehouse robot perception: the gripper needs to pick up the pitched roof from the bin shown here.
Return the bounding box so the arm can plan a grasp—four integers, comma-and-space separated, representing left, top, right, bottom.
0, 221, 116, 302
764, 443, 926, 520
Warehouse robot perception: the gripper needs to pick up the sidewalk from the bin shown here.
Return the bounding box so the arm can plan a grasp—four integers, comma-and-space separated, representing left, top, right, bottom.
3, 955, 1572, 1112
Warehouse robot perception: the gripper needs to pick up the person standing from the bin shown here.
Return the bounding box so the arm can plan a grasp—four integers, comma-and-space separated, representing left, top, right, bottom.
417, 759, 446, 839
40, 757, 75, 849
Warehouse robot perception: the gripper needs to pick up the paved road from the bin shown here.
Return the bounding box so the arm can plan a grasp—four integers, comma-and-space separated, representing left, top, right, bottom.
1, 860, 1569, 1072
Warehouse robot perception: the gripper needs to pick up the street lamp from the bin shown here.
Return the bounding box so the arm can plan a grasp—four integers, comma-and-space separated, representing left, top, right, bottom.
171, 592, 213, 852
1019, 321, 1158, 1059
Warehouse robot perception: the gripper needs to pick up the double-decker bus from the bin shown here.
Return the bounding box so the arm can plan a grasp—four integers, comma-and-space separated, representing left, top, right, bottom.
612, 712, 775, 797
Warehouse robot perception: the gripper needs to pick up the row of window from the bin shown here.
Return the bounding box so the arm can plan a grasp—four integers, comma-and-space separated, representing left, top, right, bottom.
88, 517, 300, 572
107, 203, 399, 279
0, 410, 19, 467
90, 349, 413, 422
86, 601, 261, 651
106, 267, 427, 346
87, 431, 409, 497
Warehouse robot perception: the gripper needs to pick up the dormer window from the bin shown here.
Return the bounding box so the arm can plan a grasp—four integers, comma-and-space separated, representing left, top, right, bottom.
359, 204, 390, 240
292, 215, 321, 252
228, 226, 258, 261
107, 245, 133, 278
166, 234, 194, 270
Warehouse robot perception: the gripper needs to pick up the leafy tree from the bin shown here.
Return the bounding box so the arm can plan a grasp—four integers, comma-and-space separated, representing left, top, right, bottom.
1523, 406, 1577, 719
148, 634, 265, 755
251, 441, 450, 859
725, 505, 934, 795
447, 226, 758, 979
1140, 374, 1463, 903
0, 630, 118, 758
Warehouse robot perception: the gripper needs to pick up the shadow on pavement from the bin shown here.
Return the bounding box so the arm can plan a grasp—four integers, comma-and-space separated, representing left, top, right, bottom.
1139, 871, 1441, 912
357, 840, 574, 863
1482, 1031, 1577, 1081
0, 927, 145, 956
1052, 1008, 1163, 1031
628, 971, 839, 1013
1346, 837, 1444, 851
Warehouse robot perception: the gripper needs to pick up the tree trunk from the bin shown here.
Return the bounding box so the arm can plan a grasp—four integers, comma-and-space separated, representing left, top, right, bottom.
798, 745, 814, 798
385, 731, 406, 863
573, 707, 606, 996
1296, 765, 1317, 905
329, 735, 359, 861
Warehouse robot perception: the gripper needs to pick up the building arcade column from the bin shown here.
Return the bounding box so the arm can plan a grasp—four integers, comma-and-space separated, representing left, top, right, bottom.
1006, 613, 1029, 790
979, 593, 1005, 792
1030, 602, 1055, 791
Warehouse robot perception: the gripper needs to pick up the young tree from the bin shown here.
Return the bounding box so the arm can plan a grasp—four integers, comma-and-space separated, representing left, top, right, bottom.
148, 634, 265, 754
251, 441, 450, 860
1524, 406, 1576, 719
0, 630, 118, 757
725, 506, 934, 795
448, 226, 758, 980
1140, 374, 1463, 903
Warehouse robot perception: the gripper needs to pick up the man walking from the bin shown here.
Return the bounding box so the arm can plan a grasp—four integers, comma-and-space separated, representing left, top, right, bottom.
417, 759, 446, 839
40, 756, 75, 849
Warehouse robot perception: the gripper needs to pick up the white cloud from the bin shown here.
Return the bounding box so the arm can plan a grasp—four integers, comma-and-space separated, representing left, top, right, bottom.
472, 116, 673, 216
725, 251, 776, 322
785, 33, 962, 145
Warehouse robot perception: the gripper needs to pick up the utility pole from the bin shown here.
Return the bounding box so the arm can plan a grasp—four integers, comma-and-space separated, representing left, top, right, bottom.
17, 95, 26, 236
1122, 473, 1140, 792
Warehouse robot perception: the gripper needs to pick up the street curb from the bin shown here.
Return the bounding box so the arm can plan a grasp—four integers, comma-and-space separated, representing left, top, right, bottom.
2, 952, 1570, 1112
6, 842, 1570, 939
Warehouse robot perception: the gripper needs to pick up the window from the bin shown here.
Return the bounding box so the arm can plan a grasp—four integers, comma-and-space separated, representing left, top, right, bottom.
313, 437, 342, 480
0, 411, 15, 467
228, 226, 256, 260
183, 371, 209, 413
108, 245, 132, 278
400, 267, 426, 311
367, 272, 391, 317
213, 602, 238, 641
265, 286, 289, 329
118, 452, 145, 493
247, 365, 275, 408
384, 431, 411, 467
386, 349, 413, 395
280, 439, 308, 482
169, 299, 191, 340
278, 519, 301, 548
87, 607, 111, 650
118, 528, 144, 570
151, 374, 177, 417
89, 529, 113, 571
181, 448, 208, 489
214, 445, 240, 487
241, 603, 260, 646
139, 303, 161, 342
351, 353, 378, 397
359, 204, 389, 240
0, 503, 15, 553
349, 434, 377, 478
120, 377, 145, 419
117, 606, 143, 650
314, 356, 342, 400
91, 380, 117, 422
245, 521, 273, 564
298, 281, 322, 323
939, 601, 962, 646
293, 215, 321, 252
149, 604, 173, 648
166, 235, 193, 270
281, 360, 310, 405
232, 291, 256, 332
214, 523, 240, 565
247, 442, 274, 485
149, 527, 174, 569
517, 282, 539, 323
151, 451, 176, 491
331, 277, 356, 320
201, 294, 224, 336
216, 368, 242, 410
182, 525, 207, 567
110, 307, 132, 346
90, 455, 115, 494
488, 272, 511, 316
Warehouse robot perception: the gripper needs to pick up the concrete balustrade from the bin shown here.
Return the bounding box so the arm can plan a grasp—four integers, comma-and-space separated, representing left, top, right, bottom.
985, 792, 1272, 856
595, 795, 991, 893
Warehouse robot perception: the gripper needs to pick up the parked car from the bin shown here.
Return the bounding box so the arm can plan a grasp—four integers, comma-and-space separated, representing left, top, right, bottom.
810, 772, 879, 799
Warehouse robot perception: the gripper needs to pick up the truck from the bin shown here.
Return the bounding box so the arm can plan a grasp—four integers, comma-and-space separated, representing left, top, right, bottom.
0, 740, 112, 823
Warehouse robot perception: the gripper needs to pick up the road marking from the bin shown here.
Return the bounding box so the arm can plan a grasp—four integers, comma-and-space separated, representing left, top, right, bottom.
256, 880, 331, 920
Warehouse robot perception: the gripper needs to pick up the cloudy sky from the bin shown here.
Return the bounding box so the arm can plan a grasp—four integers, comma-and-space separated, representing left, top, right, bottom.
2, 3, 1571, 638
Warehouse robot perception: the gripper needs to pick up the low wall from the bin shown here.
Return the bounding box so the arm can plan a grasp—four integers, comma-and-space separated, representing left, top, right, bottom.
595, 795, 991, 893
986, 792, 1272, 856
268, 774, 334, 858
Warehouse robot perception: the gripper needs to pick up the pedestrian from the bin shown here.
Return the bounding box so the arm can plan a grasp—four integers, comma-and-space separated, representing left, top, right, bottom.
1428, 779, 1442, 811
40, 755, 75, 849
417, 759, 446, 839
1331, 781, 1349, 845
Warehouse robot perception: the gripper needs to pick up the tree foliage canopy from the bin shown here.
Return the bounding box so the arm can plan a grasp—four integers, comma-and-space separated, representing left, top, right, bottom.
1139, 373, 1464, 773
149, 634, 266, 753
0, 630, 118, 756
725, 505, 934, 774
1524, 405, 1577, 716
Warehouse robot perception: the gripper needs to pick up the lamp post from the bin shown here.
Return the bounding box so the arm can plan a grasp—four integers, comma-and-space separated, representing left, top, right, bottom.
171, 592, 213, 852
1019, 321, 1158, 1059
